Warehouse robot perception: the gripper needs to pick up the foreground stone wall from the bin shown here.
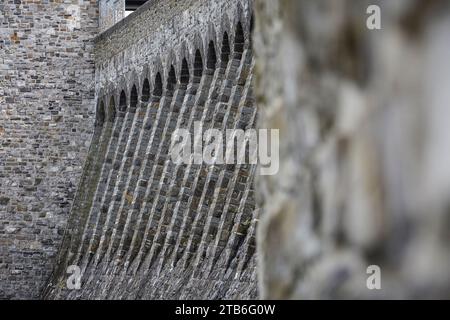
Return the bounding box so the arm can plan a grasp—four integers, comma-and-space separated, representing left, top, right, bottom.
44, 0, 258, 299
255, 0, 450, 298
0, 0, 98, 299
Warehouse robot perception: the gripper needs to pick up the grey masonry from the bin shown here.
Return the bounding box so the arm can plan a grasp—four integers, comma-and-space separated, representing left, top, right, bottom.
0, 0, 98, 299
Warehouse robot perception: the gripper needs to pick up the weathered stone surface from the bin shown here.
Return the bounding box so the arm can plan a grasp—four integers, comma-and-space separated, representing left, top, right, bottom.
254, 0, 450, 299
43, 0, 258, 299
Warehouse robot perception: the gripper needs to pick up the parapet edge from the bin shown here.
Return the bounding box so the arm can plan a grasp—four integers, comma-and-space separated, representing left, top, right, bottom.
94, 0, 160, 44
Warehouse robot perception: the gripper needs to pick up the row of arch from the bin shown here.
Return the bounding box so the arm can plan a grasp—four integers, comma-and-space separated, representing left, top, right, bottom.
95, 12, 252, 128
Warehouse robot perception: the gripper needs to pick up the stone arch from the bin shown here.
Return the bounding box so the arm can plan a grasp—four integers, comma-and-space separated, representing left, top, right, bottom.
164, 49, 179, 82
178, 41, 191, 81
205, 23, 219, 56
164, 49, 178, 91
219, 12, 233, 47
191, 33, 206, 68
178, 41, 190, 60
139, 63, 151, 102
128, 70, 140, 95
233, 2, 250, 40
218, 12, 232, 62
206, 40, 217, 70
150, 57, 164, 93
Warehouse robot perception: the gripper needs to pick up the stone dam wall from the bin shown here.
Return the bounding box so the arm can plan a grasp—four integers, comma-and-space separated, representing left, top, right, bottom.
0, 0, 98, 299
44, 0, 258, 299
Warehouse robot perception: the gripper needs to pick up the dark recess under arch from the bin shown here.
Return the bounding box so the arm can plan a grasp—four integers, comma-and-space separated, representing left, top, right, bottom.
180, 58, 190, 84
153, 73, 163, 97
221, 32, 231, 66
141, 79, 150, 102
234, 22, 245, 59
193, 49, 203, 78
207, 41, 217, 70
130, 85, 138, 108
96, 100, 105, 127
167, 65, 177, 91
108, 96, 116, 122
119, 90, 127, 112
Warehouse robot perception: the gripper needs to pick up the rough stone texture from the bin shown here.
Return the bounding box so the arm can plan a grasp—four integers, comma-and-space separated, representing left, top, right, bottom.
44, 0, 258, 299
99, 0, 124, 32
0, 0, 98, 299
255, 0, 450, 299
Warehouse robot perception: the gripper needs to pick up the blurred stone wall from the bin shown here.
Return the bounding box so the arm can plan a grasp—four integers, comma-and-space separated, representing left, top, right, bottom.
254, 0, 450, 299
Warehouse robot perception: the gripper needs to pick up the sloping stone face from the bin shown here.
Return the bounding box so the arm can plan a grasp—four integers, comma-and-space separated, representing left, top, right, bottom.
254, 0, 450, 299
0, 1, 98, 299
5, 0, 448, 301
44, 0, 258, 299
